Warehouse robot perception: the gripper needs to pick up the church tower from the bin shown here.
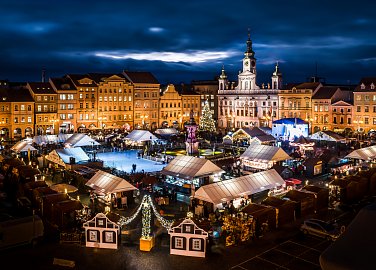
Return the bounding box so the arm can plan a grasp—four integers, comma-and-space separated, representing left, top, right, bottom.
242, 30, 256, 74
271, 62, 283, 89
218, 65, 228, 90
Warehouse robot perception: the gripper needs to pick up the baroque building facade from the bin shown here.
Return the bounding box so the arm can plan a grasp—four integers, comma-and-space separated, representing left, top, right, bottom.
217, 34, 281, 131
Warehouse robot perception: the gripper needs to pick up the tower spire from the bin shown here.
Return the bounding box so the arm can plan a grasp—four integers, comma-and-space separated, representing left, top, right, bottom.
245, 28, 255, 58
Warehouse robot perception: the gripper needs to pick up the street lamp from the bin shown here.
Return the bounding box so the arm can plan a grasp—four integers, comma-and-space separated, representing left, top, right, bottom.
353, 117, 364, 140
98, 116, 107, 129
50, 119, 58, 135
305, 117, 314, 135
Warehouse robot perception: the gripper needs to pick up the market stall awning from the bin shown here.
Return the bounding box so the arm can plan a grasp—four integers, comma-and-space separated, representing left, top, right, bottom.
194, 169, 285, 205
155, 128, 178, 136
125, 130, 158, 142
46, 147, 90, 167
86, 170, 137, 194
161, 155, 224, 180
310, 131, 346, 142
240, 142, 291, 162
33, 134, 73, 145
11, 141, 37, 153
64, 133, 100, 147
345, 145, 376, 160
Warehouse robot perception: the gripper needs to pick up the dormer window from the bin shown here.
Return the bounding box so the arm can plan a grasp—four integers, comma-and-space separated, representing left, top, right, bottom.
361, 83, 365, 90
371, 83, 375, 90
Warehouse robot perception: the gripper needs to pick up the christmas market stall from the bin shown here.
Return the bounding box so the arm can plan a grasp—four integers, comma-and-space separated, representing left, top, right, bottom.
345, 144, 376, 164
223, 127, 276, 147
86, 170, 137, 209
301, 185, 329, 212
303, 157, 325, 177
32, 186, 57, 208
240, 142, 291, 171
289, 135, 315, 158
52, 199, 83, 230
155, 128, 179, 139
12, 165, 41, 184
262, 196, 297, 227
241, 203, 277, 238
222, 212, 255, 246
329, 178, 360, 204
64, 133, 100, 148
160, 155, 224, 203
283, 190, 316, 217
45, 147, 90, 169
83, 213, 120, 249
10, 140, 37, 157
23, 180, 48, 202
33, 134, 73, 145
124, 130, 158, 147
310, 130, 346, 146
194, 169, 286, 211
40, 193, 69, 219
168, 218, 209, 258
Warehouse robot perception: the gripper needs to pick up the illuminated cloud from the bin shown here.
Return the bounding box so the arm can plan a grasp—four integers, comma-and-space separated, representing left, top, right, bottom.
95, 50, 236, 63
149, 27, 164, 33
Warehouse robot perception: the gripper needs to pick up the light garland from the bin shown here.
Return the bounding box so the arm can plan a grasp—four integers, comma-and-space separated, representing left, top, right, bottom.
115, 195, 174, 233
141, 200, 151, 238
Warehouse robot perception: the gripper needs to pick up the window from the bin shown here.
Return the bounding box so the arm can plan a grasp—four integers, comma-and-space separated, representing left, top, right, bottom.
80, 103, 83, 109
14, 105, 18, 111
79, 93, 83, 99
68, 104, 74, 110
60, 114, 66, 120
14, 117, 18, 123
60, 104, 66, 110
43, 105, 48, 111
192, 239, 201, 251
365, 117, 369, 125
67, 94, 74, 100
348, 118, 351, 124
174, 237, 183, 249
357, 106, 361, 112
60, 94, 66, 100
333, 117, 337, 124
365, 95, 370, 101
37, 105, 42, 112
365, 106, 369, 113
27, 105, 32, 111
68, 114, 73, 119
314, 105, 318, 112
37, 96, 41, 101
356, 95, 362, 101
44, 96, 48, 101
27, 116, 32, 123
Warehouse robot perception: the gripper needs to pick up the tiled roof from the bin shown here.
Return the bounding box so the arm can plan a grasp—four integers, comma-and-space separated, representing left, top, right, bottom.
355, 77, 376, 91
295, 82, 321, 89
87, 73, 127, 84
9, 86, 34, 102
123, 71, 159, 84
312, 86, 339, 99
50, 77, 77, 91
27, 82, 56, 94
66, 74, 97, 87
175, 84, 199, 95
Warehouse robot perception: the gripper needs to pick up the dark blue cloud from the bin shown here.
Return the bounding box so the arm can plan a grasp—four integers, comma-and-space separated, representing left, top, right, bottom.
0, 0, 375, 85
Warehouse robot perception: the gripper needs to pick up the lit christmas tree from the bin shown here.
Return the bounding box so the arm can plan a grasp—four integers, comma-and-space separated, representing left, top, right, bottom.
199, 100, 216, 132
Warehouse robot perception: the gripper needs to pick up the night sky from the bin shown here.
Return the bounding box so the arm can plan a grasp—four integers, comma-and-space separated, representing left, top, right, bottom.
1, 0, 376, 85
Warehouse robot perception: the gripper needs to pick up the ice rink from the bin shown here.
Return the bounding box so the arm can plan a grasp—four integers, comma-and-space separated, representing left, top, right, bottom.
96, 150, 166, 173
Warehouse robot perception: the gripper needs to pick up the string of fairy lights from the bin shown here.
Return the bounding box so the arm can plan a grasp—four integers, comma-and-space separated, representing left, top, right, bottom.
116, 195, 174, 237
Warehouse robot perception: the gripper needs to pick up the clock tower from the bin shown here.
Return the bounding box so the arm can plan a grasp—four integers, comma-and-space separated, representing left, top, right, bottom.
243, 30, 256, 74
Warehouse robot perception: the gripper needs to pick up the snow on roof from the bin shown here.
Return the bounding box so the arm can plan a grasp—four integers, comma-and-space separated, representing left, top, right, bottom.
33, 134, 73, 145
86, 170, 136, 195
194, 169, 285, 204
161, 155, 224, 180
155, 128, 178, 135
48, 147, 90, 165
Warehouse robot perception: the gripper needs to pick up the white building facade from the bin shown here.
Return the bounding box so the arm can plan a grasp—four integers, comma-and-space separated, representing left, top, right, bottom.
217, 33, 281, 131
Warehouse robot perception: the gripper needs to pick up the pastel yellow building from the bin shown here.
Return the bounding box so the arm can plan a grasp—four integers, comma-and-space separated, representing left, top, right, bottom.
353, 77, 376, 133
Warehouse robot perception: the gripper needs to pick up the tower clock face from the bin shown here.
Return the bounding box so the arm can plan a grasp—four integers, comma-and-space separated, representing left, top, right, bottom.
244, 61, 249, 66
251, 60, 255, 67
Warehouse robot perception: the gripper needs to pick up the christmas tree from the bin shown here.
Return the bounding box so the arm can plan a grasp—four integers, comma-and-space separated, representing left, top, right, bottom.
199, 101, 216, 132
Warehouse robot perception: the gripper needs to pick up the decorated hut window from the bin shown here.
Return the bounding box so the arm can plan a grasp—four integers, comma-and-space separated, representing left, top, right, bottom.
175, 237, 184, 249
192, 239, 201, 250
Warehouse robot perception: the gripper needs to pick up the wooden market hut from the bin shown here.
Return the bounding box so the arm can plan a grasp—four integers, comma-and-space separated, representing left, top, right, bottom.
23, 180, 48, 200
329, 178, 359, 204
32, 186, 57, 208
302, 185, 329, 212
370, 172, 376, 196
261, 196, 297, 227
283, 190, 315, 217
303, 157, 325, 177
52, 199, 83, 229
41, 193, 70, 219
242, 203, 277, 236
346, 175, 369, 199
14, 165, 41, 184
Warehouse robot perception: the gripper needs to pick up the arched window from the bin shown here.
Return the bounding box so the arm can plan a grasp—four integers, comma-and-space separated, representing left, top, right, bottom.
245, 81, 248, 89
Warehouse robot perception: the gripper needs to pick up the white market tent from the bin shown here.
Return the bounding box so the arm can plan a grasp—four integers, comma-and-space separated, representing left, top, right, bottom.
345, 145, 376, 161
125, 130, 158, 143
320, 203, 376, 270
240, 142, 291, 162
310, 131, 346, 142
155, 128, 178, 136
46, 147, 90, 167
161, 155, 224, 180
86, 170, 137, 195
194, 169, 285, 205
33, 134, 73, 145
11, 140, 37, 153
64, 133, 100, 148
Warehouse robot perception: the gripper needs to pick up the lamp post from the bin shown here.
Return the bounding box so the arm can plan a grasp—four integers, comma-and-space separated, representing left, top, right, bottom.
353, 117, 363, 140
305, 117, 314, 135
50, 119, 58, 135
